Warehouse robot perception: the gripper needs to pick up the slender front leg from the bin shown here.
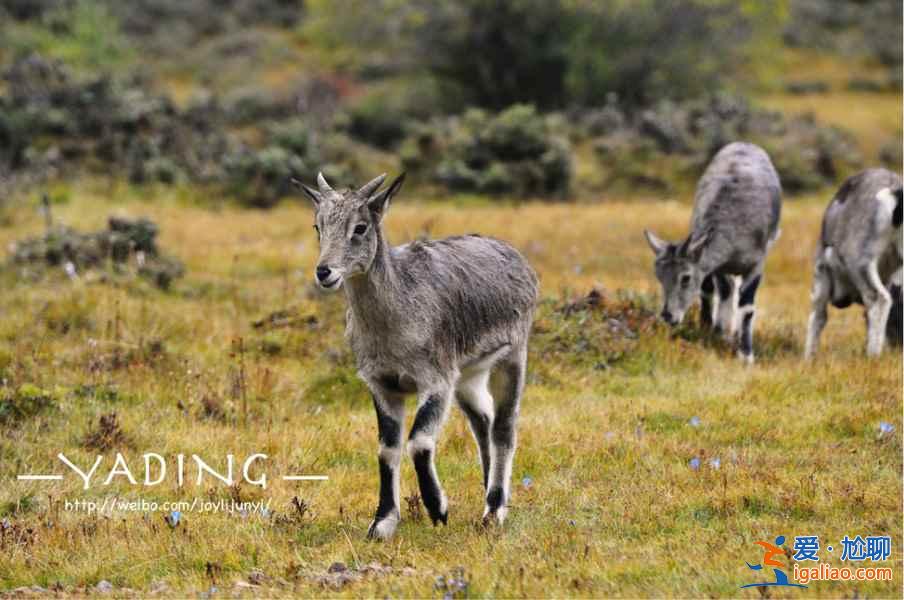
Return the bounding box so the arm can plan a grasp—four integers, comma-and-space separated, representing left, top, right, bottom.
804, 263, 832, 360
367, 391, 405, 540
700, 275, 716, 331
736, 270, 762, 364
408, 387, 453, 525
485, 348, 526, 526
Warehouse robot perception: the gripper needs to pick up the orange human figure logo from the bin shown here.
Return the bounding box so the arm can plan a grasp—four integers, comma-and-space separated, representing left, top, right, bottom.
741, 535, 806, 589
754, 539, 785, 568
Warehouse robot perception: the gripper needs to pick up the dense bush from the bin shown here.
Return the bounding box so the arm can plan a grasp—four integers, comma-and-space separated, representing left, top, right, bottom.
344, 79, 449, 149
0, 54, 228, 186
402, 105, 572, 196
586, 95, 863, 194
0, 54, 364, 206
8, 216, 184, 290
784, 0, 902, 69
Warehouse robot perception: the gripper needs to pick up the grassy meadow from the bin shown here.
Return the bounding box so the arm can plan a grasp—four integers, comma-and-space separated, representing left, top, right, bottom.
0, 182, 901, 597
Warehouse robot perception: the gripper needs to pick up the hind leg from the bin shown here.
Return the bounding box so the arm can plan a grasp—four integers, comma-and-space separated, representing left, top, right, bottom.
804, 262, 832, 360
484, 346, 526, 526
852, 261, 892, 357
455, 368, 493, 489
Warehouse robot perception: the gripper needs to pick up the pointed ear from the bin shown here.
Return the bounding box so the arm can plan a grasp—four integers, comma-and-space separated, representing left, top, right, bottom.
684, 229, 711, 262
367, 172, 406, 220
643, 229, 668, 256
291, 177, 320, 208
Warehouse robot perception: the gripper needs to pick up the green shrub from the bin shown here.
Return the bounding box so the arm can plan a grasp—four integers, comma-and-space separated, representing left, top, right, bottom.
345, 78, 448, 149
405, 104, 572, 197
224, 145, 305, 208
0, 383, 56, 425
588, 95, 863, 195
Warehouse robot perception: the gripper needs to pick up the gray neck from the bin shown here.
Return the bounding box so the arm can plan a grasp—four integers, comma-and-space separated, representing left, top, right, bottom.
344, 228, 399, 327
696, 238, 728, 277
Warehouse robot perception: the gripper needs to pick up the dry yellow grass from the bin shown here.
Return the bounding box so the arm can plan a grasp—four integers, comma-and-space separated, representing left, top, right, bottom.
0, 182, 901, 597
756, 49, 903, 160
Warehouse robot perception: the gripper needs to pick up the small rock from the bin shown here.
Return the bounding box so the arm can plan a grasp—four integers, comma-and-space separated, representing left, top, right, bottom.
95, 580, 114, 594
247, 569, 266, 586
360, 562, 391, 575
327, 562, 347, 574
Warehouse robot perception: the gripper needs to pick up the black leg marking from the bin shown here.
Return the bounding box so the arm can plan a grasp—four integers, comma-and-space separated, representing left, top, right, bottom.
485, 486, 504, 512
374, 459, 396, 520
737, 274, 761, 358
739, 275, 761, 308
458, 400, 491, 488
374, 396, 401, 447
887, 284, 903, 347
739, 310, 755, 356
715, 274, 733, 301
409, 394, 444, 439
409, 393, 448, 526
892, 187, 902, 227
370, 395, 402, 536
700, 275, 715, 329
412, 450, 446, 525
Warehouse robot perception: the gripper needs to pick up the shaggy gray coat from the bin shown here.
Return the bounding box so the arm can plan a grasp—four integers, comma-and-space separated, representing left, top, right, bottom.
805, 168, 903, 357
645, 142, 782, 362
297, 172, 538, 540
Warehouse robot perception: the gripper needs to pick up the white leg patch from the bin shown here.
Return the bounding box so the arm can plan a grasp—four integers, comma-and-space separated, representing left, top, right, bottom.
368, 513, 400, 540
862, 262, 892, 357
717, 276, 738, 340
456, 368, 494, 417
406, 433, 435, 458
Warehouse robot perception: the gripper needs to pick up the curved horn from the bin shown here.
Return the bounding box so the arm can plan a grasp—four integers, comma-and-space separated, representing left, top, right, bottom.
316, 172, 333, 193
357, 173, 386, 197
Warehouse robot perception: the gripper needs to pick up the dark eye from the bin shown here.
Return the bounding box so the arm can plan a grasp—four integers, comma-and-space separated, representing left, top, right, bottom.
680, 274, 692, 288
353, 223, 368, 236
